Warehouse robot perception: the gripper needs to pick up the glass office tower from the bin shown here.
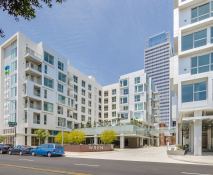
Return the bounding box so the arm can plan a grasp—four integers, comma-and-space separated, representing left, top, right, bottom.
144, 32, 173, 127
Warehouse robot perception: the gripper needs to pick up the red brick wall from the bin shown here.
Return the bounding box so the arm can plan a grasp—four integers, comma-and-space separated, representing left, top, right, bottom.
64, 145, 114, 152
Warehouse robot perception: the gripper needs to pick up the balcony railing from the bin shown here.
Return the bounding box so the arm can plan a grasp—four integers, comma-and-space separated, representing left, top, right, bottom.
30, 104, 41, 110
67, 125, 72, 129
33, 91, 40, 97
67, 82, 74, 88
26, 63, 41, 72
25, 48, 42, 60
25, 76, 42, 85
67, 72, 74, 79
33, 120, 40, 124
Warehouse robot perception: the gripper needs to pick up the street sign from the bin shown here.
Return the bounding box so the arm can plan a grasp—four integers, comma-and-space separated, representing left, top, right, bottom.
8, 122, 17, 125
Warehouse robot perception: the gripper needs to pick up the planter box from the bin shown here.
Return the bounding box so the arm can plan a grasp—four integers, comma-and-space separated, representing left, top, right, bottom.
64, 144, 114, 152
167, 150, 185, 156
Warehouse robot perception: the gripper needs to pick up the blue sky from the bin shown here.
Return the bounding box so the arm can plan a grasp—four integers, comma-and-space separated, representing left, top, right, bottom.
0, 0, 174, 86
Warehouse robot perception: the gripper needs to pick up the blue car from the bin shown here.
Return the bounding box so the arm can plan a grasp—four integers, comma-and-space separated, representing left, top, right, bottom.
30, 143, 64, 157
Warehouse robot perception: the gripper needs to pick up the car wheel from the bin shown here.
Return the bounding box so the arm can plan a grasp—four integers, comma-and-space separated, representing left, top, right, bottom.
47, 152, 52, 157
0, 150, 3, 154
8, 151, 12, 155
19, 151, 23, 156
31, 151, 36, 156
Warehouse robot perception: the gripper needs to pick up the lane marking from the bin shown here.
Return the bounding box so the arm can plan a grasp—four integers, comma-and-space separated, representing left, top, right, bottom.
75, 163, 100, 167
19, 159, 34, 161
0, 163, 92, 175
182, 172, 212, 175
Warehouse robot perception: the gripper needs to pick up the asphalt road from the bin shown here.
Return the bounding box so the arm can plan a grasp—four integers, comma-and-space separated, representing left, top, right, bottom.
0, 153, 212, 175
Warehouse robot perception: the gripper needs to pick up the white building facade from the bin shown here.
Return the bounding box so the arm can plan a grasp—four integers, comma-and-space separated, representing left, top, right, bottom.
171, 0, 213, 155
0, 32, 159, 147
144, 32, 173, 127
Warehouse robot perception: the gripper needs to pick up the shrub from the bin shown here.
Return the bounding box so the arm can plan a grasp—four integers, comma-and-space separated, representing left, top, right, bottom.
68, 130, 86, 145
100, 129, 117, 144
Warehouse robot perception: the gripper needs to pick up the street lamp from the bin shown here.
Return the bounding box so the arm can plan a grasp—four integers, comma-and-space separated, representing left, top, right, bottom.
62, 122, 63, 146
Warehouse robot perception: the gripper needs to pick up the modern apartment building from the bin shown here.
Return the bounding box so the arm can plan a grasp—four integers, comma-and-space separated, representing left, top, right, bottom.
171, 0, 213, 155
144, 32, 173, 127
0, 32, 160, 147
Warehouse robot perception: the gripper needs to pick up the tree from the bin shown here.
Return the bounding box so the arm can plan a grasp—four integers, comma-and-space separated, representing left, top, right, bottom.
0, 135, 6, 143
68, 130, 86, 145
0, 0, 66, 38
100, 129, 117, 144
86, 121, 91, 128
34, 129, 50, 144
55, 132, 68, 144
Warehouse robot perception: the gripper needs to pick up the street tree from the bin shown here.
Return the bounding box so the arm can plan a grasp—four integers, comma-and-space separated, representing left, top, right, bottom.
0, 135, 6, 143
55, 132, 69, 144
0, 0, 66, 38
100, 129, 117, 144
34, 129, 50, 144
68, 130, 86, 145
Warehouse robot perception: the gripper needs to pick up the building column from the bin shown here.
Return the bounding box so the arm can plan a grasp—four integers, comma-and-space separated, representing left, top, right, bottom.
148, 138, 150, 146
140, 138, 143, 147
176, 123, 179, 145
191, 123, 194, 153
94, 135, 98, 145
189, 125, 191, 152
156, 138, 159, 147
194, 120, 202, 156
178, 123, 182, 145
152, 137, 154, 146
183, 136, 186, 146
120, 134, 125, 149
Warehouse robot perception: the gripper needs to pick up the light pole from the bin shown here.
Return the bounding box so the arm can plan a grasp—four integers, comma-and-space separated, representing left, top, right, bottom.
62, 122, 63, 146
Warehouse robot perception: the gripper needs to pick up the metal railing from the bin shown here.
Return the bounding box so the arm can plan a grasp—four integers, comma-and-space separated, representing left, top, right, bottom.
25, 48, 42, 60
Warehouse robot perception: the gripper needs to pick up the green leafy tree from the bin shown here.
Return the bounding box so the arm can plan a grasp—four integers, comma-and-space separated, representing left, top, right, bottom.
86, 121, 91, 128
0, 0, 66, 38
35, 129, 50, 144
55, 132, 68, 144
0, 135, 6, 143
100, 129, 117, 144
68, 130, 86, 145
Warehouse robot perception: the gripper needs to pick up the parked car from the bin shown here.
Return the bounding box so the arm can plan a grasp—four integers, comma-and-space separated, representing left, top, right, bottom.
8, 145, 33, 155
0, 144, 13, 154
30, 143, 65, 157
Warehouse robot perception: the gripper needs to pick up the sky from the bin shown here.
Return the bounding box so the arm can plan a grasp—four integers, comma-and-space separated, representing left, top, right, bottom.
0, 0, 174, 86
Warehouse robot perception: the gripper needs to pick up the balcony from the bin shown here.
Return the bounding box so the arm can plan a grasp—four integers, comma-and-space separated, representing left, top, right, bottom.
24, 76, 42, 85
152, 111, 159, 117
25, 48, 42, 64
67, 92, 74, 98
33, 91, 40, 97
67, 72, 74, 80
67, 82, 74, 89
33, 119, 40, 124
152, 106, 159, 110
25, 62, 41, 77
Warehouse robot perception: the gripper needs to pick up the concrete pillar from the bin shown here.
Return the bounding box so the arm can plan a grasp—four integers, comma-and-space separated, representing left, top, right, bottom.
189, 125, 191, 152
139, 138, 143, 147
148, 138, 150, 146
94, 135, 98, 145
191, 123, 194, 153
178, 123, 182, 145
194, 120, 202, 156
183, 136, 186, 146
120, 134, 125, 149
176, 123, 179, 145
156, 138, 159, 147
152, 137, 154, 146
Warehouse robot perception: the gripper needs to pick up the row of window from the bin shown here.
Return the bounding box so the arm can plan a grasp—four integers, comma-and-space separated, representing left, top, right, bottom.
145, 46, 169, 57
145, 51, 169, 60
145, 43, 169, 53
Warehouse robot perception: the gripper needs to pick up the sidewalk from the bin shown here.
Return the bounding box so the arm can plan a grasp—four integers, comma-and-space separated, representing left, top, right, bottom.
169, 152, 213, 165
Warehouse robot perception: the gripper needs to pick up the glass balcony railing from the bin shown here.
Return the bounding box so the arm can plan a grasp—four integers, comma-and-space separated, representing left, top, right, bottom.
26, 62, 41, 72
33, 120, 40, 124
33, 91, 40, 97
25, 48, 42, 60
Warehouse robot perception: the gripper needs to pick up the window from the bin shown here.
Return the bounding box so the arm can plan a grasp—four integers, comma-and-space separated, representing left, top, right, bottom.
88, 92, 92, 99
182, 29, 207, 51
88, 101, 91, 107
88, 109, 91, 115
11, 87, 17, 97
74, 76, 78, 83
58, 61, 64, 71
44, 115, 47, 125
44, 77, 53, 89
135, 85, 143, 93
191, 3, 212, 24
11, 48, 17, 59
10, 101, 16, 110
104, 113, 108, 118
11, 61, 17, 72
112, 112, 116, 117
191, 53, 213, 75
112, 97, 116, 102
25, 113, 27, 123
44, 65, 47, 74
123, 106, 129, 111
135, 95, 140, 102
43, 102, 53, 112
135, 103, 143, 111
120, 79, 127, 87
58, 95, 65, 104
74, 94, 78, 102
58, 72, 66, 83
73, 113, 78, 120
82, 98, 85, 105
82, 80, 85, 87
75, 104, 78, 111
88, 84, 92, 91
58, 117, 66, 127
11, 74, 17, 85
134, 112, 144, 120
123, 88, 129, 95
82, 89, 85, 96
44, 89, 47, 98
11, 40, 17, 47
58, 83, 63, 93
182, 81, 206, 103
81, 106, 85, 113
118, 113, 128, 120
74, 85, 78, 93
112, 89, 116, 95
120, 97, 127, 104
112, 104, 116, 110
104, 91, 108, 97
104, 106, 108, 111
57, 106, 63, 114
135, 77, 140, 84
211, 27, 213, 43
81, 115, 85, 121
10, 113, 16, 122
44, 52, 54, 65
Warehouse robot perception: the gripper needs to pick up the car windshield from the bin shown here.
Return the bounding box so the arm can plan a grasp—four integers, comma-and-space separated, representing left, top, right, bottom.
23, 145, 32, 148
55, 144, 63, 148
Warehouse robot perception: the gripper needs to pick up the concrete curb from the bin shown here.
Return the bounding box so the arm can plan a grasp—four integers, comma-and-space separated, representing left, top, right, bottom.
168, 155, 213, 166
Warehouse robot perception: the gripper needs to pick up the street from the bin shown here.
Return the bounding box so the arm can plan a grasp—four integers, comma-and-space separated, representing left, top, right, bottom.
0, 154, 212, 175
